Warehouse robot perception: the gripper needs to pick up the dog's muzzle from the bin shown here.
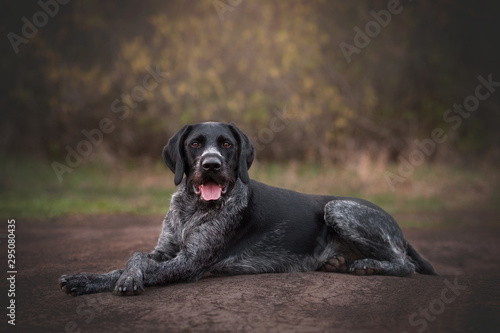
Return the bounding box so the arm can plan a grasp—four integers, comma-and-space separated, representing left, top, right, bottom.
193, 154, 228, 201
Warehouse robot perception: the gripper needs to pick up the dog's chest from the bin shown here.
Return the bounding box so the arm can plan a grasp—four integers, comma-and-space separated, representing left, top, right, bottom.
168, 180, 249, 244
170, 202, 225, 243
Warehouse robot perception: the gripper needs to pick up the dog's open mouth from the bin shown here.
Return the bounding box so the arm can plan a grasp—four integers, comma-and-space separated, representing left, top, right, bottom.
194, 182, 227, 201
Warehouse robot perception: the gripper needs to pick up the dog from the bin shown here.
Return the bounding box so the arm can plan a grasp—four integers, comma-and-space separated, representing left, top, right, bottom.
60, 122, 437, 296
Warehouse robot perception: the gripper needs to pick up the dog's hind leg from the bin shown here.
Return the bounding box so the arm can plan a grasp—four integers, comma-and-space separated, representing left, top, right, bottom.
323, 199, 415, 277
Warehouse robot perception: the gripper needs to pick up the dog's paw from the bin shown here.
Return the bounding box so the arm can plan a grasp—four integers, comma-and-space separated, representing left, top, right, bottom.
349, 259, 380, 276
321, 256, 347, 273
60, 273, 92, 297
113, 268, 144, 296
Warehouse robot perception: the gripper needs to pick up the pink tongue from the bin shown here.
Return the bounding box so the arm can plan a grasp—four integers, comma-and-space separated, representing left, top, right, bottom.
201, 182, 222, 201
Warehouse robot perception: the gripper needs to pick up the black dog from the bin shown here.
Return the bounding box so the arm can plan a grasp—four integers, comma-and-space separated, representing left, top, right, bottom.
60, 122, 437, 296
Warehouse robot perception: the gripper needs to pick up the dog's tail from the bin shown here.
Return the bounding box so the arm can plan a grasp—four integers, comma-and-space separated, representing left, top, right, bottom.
407, 243, 439, 276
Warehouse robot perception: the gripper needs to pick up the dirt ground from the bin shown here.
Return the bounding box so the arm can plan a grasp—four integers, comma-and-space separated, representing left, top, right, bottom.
2, 211, 500, 333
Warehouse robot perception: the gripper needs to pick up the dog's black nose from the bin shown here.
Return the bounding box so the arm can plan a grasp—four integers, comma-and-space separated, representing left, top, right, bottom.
202, 156, 222, 172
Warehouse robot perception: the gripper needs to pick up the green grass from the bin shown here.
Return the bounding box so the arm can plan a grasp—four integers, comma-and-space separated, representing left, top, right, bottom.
0, 157, 175, 218
1, 157, 499, 225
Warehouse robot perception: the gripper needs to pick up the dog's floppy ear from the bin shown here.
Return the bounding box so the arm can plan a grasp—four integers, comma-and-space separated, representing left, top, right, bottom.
229, 122, 255, 184
162, 124, 192, 186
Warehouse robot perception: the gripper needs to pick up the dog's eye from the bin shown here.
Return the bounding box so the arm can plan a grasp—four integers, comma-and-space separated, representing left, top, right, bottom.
222, 141, 231, 148
191, 141, 200, 148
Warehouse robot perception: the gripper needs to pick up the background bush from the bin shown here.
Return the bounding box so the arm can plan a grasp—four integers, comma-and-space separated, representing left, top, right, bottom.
1, 0, 499, 165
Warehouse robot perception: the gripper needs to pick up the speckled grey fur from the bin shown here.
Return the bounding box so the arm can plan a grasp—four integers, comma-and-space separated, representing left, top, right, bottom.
60, 122, 437, 297
324, 200, 416, 276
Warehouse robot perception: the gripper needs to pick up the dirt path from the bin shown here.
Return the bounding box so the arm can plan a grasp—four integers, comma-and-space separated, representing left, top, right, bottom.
2, 212, 500, 332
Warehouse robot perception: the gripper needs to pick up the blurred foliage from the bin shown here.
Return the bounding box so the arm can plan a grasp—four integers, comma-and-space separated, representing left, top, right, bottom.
1, 0, 499, 164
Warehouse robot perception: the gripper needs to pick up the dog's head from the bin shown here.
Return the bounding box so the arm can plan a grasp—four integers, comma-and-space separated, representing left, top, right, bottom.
163, 122, 254, 202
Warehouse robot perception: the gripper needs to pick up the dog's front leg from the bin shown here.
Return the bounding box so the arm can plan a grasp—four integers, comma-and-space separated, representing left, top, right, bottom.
112, 212, 180, 296
61, 269, 124, 296
113, 247, 221, 296
112, 248, 181, 296
114, 222, 232, 296
151, 211, 180, 261
112, 251, 149, 296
